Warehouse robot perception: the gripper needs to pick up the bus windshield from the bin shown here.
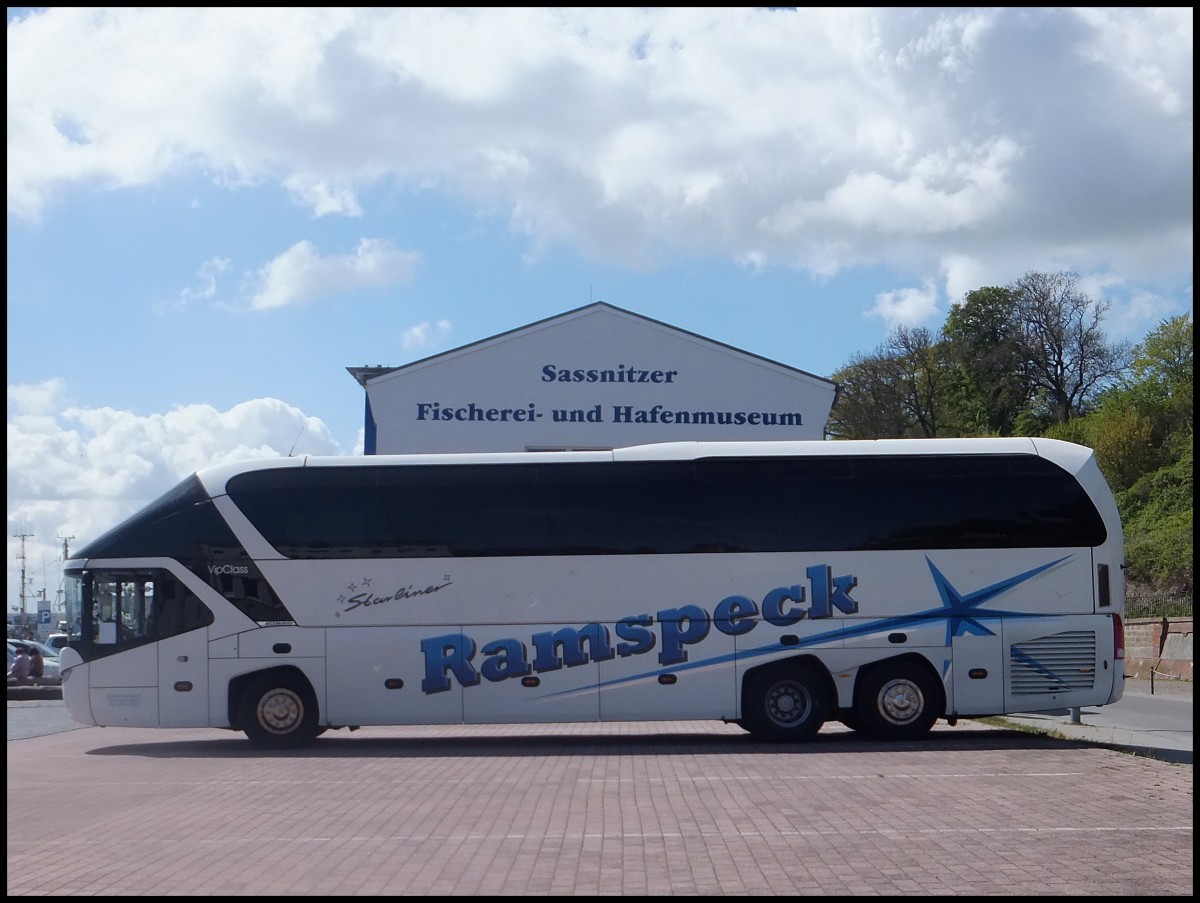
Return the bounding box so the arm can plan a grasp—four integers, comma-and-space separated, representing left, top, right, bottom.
64, 573, 84, 646
63, 570, 215, 659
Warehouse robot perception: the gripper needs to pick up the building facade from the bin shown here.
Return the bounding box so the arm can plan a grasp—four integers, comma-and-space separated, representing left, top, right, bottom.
348, 302, 839, 454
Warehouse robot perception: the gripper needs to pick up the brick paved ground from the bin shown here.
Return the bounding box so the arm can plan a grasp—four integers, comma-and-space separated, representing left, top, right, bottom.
7, 719, 1193, 896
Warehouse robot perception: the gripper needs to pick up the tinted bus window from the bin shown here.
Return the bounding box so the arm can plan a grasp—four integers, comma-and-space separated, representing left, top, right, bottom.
227, 454, 1105, 559
74, 475, 293, 622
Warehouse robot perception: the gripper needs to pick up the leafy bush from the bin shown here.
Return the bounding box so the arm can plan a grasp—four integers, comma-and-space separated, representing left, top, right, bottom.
1116, 438, 1193, 593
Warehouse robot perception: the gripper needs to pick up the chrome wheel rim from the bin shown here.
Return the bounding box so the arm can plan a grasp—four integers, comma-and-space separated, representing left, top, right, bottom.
878, 678, 924, 725
257, 688, 304, 734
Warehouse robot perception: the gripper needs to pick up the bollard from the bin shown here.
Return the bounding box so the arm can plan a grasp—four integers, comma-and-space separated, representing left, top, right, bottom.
1068, 706, 1081, 724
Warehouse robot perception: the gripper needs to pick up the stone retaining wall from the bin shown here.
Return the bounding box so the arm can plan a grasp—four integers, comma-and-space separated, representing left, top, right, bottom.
1124, 617, 1193, 682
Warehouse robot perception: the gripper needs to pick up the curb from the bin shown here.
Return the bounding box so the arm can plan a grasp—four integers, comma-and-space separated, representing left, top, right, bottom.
6, 685, 63, 702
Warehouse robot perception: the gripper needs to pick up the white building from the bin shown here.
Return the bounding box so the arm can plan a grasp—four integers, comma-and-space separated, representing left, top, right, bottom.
348, 302, 839, 454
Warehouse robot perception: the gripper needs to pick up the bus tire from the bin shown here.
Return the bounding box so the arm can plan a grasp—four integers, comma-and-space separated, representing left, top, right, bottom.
238, 672, 321, 749
741, 664, 827, 742
855, 661, 941, 741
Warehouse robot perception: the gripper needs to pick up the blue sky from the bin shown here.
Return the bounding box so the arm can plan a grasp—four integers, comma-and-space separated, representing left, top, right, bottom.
6, 8, 1193, 612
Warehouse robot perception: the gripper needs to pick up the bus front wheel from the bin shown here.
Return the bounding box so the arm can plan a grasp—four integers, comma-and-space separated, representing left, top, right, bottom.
741, 664, 828, 742
855, 662, 941, 741
238, 673, 321, 749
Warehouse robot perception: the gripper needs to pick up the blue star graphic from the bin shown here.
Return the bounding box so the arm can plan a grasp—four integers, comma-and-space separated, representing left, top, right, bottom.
925, 555, 1072, 644
543, 554, 1078, 698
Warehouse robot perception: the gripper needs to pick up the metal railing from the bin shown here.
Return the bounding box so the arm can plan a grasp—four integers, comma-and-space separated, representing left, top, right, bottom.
1124, 592, 1193, 620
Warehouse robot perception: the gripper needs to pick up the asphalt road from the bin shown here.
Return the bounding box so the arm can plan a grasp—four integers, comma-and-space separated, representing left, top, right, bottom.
1001, 677, 1192, 763
7, 691, 85, 741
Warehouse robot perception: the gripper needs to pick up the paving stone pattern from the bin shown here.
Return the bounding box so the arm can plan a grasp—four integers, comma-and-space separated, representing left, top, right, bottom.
6, 719, 1193, 896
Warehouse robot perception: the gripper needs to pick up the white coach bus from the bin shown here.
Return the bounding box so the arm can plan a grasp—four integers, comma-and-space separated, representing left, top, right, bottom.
59, 438, 1126, 748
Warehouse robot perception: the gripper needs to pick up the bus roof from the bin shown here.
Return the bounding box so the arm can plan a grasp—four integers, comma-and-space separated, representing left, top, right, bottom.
195, 437, 1096, 497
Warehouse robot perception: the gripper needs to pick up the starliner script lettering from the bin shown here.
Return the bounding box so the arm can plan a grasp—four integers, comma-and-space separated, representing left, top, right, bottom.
340, 579, 453, 613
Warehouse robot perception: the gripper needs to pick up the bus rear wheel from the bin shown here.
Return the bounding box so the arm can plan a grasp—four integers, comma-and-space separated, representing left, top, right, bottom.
238, 673, 321, 749
741, 664, 827, 742
855, 662, 941, 741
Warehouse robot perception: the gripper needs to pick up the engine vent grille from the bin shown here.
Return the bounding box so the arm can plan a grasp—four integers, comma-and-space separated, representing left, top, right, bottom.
1010, 630, 1097, 696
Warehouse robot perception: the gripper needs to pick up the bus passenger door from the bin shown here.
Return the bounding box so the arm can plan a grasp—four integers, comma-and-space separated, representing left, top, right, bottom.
950, 630, 1005, 716
86, 575, 160, 727
157, 628, 210, 727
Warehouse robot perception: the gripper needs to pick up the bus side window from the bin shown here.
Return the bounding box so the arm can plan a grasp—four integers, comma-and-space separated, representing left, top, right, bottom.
148, 574, 215, 640
150, 576, 182, 639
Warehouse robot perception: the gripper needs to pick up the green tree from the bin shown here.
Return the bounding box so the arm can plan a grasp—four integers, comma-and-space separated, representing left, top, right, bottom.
1130, 313, 1193, 399
1123, 313, 1193, 444
827, 350, 913, 439
943, 286, 1029, 434
1117, 436, 1193, 593
1085, 406, 1160, 493
1010, 271, 1131, 423
883, 326, 956, 437
828, 326, 956, 438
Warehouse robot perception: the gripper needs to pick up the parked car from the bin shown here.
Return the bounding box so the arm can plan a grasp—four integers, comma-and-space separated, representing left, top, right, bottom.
44, 633, 70, 651
7, 640, 62, 685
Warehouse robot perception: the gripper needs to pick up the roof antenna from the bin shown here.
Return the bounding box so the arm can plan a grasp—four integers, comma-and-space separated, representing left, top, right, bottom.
287, 424, 304, 457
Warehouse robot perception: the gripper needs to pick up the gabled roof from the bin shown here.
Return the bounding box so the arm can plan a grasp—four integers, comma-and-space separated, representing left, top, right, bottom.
348, 301, 836, 389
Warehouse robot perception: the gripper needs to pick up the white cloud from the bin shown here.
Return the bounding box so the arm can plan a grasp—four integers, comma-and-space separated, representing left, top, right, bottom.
401, 320, 453, 350
940, 255, 999, 309
7, 378, 69, 417
867, 282, 941, 329
158, 256, 231, 313
6, 381, 344, 613
247, 238, 421, 310
1078, 274, 1188, 341
6, 8, 1190, 288
282, 174, 364, 218
1073, 7, 1193, 117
